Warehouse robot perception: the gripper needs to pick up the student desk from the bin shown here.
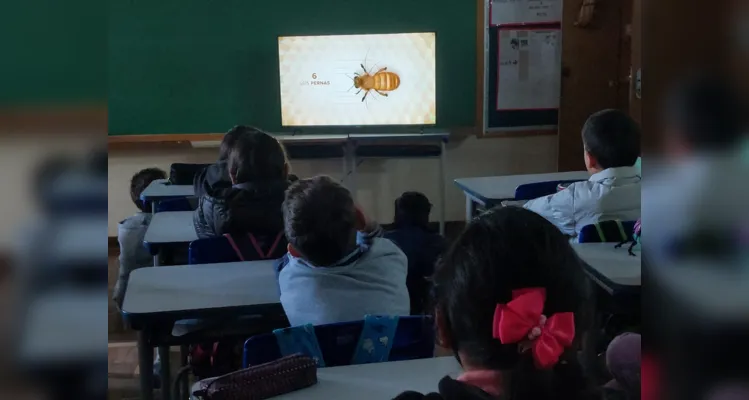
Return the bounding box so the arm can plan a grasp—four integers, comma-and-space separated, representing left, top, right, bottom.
276, 357, 462, 400
139, 178, 195, 213
121, 260, 282, 400
572, 243, 640, 381
142, 211, 198, 266
573, 243, 641, 296
454, 171, 590, 220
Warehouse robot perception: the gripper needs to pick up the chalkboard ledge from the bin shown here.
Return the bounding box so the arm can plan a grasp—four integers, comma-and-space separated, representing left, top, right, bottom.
3, 106, 106, 134
108, 133, 224, 143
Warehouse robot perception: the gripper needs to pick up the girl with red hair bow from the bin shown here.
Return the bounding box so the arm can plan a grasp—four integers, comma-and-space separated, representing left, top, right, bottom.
395, 207, 603, 400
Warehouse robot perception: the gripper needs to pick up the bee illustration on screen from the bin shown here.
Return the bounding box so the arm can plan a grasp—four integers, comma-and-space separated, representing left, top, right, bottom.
353, 63, 400, 102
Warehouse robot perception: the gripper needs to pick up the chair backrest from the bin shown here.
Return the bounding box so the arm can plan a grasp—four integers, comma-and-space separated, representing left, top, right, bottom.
514, 179, 585, 201
242, 316, 434, 368
169, 163, 212, 185
154, 197, 195, 213
578, 220, 637, 243
189, 233, 287, 264
384, 228, 444, 315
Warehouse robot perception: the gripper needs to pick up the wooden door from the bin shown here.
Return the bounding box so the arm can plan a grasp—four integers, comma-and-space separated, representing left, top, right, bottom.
557, 0, 631, 171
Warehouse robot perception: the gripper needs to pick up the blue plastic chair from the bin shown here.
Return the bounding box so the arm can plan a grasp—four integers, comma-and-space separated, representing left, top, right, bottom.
189, 233, 287, 264
514, 179, 585, 201
154, 197, 195, 213
242, 316, 434, 368
578, 220, 636, 243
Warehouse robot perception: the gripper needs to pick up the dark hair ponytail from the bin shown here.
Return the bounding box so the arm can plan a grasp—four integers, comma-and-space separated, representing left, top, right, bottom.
432, 207, 597, 400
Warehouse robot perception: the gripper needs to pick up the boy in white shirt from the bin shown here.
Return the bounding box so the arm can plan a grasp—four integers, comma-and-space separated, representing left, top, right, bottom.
524, 109, 641, 238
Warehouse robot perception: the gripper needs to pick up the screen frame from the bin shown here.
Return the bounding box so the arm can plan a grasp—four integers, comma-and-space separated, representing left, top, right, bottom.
276, 32, 438, 131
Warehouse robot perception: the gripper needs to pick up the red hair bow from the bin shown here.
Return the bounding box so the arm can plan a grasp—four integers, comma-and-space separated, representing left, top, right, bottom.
492, 288, 575, 369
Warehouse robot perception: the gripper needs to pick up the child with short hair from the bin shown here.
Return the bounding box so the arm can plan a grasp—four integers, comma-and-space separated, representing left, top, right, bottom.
192, 125, 247, 198
524, 109, 641, 238
384, 192, 446, 314
193, 127, 291, 243
278, 175, 410, 326
395, 206, 595, 400
113, 167, 167, 308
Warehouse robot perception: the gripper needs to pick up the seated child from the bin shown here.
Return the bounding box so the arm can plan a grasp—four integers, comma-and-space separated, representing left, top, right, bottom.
524, 109, 641, 238
192, 125, 246, 198
384, 192, 446, 314
278, 175, 410, 326
113, 167, 167, 308
395, 206, 595, 400
193, 128, 291, 250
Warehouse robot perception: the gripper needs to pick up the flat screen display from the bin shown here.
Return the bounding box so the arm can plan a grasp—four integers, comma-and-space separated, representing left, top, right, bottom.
278, 32, 436, 127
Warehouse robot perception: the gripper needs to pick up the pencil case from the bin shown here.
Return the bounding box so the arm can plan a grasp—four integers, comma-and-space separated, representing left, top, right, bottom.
191, 353, 318, 400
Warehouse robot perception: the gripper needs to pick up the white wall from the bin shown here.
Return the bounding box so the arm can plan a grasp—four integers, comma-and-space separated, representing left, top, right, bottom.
107, 135, 559, 236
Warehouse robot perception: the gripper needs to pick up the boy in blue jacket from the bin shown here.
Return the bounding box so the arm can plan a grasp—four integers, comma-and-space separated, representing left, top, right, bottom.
277, 176, 410, 326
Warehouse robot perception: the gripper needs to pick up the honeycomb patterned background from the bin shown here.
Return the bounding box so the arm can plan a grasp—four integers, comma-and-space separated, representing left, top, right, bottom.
278, 33, 436, 127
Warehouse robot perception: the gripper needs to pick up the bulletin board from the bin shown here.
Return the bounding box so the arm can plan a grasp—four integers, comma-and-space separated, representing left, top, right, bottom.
483, 0, 562, 133
490, 0, 562, 26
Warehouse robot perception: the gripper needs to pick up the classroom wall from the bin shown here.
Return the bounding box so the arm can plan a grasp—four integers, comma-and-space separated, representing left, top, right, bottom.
107, 135, 558, 236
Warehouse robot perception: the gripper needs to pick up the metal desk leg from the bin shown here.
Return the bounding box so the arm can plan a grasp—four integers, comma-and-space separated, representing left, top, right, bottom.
465, 195, 475, 222
341, 145, 348, 187
579, 280, 603, 382
344, 140, 357, 200
158, 346, 172, 400
151, 201, 156, 214
153, 250, 160, 267
137, 331, 154, 400
438, 140, 446, 235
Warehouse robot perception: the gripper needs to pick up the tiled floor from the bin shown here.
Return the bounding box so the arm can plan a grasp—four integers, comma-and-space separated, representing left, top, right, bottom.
108, 342, 186, 400
108, 342, 144, 400
109, 342, 140, 378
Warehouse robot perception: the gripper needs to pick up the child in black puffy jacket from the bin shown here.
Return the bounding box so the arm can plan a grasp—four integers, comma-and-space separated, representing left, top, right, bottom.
193, 128, 290, 251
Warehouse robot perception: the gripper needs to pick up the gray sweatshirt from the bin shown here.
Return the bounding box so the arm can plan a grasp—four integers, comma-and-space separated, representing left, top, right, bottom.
278, 233, 410, 326
113, 212, 153, 308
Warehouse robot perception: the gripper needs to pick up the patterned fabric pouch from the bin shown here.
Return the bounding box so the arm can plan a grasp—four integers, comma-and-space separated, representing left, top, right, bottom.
191, 354, 317, 400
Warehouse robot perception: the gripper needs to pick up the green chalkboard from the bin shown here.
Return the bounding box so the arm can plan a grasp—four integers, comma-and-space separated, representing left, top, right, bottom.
109, 0, 476, 135
1, 0, 105, 107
